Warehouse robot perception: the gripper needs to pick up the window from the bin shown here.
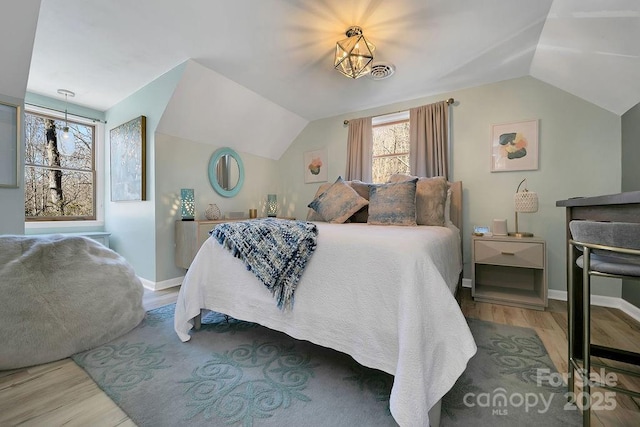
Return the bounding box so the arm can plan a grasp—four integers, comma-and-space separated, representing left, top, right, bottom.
372, 111, 410, 183
24, 109, 97, 221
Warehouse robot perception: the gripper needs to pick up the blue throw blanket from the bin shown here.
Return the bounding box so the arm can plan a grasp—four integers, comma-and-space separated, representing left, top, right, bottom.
211, 218, 318, 309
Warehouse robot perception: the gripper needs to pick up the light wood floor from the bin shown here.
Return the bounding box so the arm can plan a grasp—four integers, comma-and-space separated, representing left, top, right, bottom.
460, 288, 640, 427
1, 287, 639, 426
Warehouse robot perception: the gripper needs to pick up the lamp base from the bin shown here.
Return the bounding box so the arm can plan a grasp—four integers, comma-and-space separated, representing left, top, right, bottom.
508, 231, 534, 238
181, 218, 195, 221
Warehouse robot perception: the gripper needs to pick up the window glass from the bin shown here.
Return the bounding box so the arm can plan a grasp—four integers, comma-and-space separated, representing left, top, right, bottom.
24, 111, 96, 220
372, 119, 410, 183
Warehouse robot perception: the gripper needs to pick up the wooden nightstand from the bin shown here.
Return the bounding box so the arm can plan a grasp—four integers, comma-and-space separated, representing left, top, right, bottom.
174, 217, 296, 269
471, 234, 547, 310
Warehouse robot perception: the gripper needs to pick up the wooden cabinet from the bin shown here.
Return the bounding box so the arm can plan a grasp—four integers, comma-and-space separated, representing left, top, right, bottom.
174, 218, 296, 269
175, 220, 226, 269
472, 235, 547, 310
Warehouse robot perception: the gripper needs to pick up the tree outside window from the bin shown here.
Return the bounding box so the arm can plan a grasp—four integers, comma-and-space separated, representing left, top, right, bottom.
24, 111, 96, 220
372, 119, 410, 183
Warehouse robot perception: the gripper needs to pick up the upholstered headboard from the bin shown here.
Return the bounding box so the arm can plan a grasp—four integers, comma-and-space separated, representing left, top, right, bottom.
449, 181, 462, 235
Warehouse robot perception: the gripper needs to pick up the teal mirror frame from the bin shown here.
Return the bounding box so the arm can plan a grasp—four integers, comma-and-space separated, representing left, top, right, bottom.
208, 147, 245, 198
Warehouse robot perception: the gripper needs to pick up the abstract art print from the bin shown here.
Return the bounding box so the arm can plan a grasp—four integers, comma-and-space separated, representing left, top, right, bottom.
304, 148, 328, 183
490, 119, 539, 172
110, 116, 146, 201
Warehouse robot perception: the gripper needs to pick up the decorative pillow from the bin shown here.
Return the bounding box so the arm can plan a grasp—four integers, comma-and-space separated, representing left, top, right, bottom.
387, 174, 448, 226
347, 180, 371, 223
306, 182, 332, 221
367, 178, 418, 226
307, 176, 369, 223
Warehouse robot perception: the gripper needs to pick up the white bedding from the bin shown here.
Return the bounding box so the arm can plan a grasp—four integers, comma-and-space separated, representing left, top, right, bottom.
174, 222, 477, 427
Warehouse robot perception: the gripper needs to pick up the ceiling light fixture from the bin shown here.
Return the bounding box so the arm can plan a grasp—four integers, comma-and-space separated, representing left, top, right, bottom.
57, 88, 75, 155
334, 26, 375, 79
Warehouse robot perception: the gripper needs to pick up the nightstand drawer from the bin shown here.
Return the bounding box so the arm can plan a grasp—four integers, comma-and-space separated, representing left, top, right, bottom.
474, 240, 544, 269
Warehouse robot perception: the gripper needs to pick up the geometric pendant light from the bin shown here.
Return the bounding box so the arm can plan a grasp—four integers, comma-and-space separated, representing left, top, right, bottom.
334, 26, 375, 79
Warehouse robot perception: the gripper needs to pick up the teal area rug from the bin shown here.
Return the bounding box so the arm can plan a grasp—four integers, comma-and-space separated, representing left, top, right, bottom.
73, 305, 580, 426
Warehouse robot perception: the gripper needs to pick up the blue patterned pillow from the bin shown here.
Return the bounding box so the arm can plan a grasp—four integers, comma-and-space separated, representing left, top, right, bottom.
388, 174, 448, 226
367, 178, 418, 226
306, 182, 333, 221
308, 176, 369, 223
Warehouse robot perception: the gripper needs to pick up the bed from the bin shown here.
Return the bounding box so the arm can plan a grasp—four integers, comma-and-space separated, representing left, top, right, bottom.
174, 179, 476, 427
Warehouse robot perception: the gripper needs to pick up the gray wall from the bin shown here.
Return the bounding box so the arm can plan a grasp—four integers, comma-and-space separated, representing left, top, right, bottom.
277, 76, 621, 296
104, 63, 185, 282
621, 102, 640, 307
154, 133, 279, 282
0, 94, 25, 235
622, 102, 640, 193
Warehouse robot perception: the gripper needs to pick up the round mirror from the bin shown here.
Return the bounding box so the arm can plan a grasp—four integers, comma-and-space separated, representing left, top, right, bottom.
208, 147, 245, 197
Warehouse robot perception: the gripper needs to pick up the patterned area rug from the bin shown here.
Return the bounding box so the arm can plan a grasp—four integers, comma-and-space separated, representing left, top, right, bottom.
73, 305, 580, 426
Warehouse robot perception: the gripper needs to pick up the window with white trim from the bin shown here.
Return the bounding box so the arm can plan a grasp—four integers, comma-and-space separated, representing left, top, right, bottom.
372, 111, 410, 183
24, 108, 99, 221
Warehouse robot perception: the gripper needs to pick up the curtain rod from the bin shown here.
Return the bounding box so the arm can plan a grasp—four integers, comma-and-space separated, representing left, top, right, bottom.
343, 98, 455, 125
25, 103, 107, 124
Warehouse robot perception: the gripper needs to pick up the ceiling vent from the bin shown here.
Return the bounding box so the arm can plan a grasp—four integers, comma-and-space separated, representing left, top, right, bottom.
369, 62, 395, 80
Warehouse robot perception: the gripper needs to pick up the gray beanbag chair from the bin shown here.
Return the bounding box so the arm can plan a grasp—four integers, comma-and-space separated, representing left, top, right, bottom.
0, 235, 145, 370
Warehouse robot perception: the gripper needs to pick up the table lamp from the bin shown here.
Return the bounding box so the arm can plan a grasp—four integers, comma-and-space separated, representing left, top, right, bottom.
508, 179, 538, 237
180, 188, 195, 221
267, 194, 278, 217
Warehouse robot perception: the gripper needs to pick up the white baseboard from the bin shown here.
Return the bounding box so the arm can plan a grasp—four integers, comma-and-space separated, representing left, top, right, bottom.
462, 284, 640, 323
548, 289, 640, 323
139, 276, 183, 291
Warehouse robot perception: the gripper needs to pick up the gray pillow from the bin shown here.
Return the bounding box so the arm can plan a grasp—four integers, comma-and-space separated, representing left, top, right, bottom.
306, 182, 332, 221
308, 176, 369, 223
367, 178, 418, 226
347, 180, 371, 223
388, 174, 448, 226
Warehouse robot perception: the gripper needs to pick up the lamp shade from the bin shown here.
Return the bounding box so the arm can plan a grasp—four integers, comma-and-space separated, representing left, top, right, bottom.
334, 26, 375, 79
267, 194, 278, 217
180, 188, 195, 220
509, 178, 538, 237
514, 191, 538, 213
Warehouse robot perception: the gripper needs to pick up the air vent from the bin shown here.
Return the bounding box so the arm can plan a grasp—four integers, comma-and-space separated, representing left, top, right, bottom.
369, 62, 396, 80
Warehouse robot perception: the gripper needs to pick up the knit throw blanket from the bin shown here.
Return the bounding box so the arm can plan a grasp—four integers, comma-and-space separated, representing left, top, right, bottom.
211, 218, 319, 309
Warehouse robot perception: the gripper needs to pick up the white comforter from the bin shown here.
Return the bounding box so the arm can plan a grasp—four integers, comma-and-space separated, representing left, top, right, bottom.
174, 222, 477, 427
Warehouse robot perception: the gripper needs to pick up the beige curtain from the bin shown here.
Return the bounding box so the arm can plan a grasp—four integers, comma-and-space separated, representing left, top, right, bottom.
345, 117, 373, 182
409, 101, 449, 179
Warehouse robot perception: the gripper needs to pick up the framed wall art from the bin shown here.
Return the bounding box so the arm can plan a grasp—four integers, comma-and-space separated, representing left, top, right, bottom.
110, 115, 147, 201
0, 101, 20, 188
304, 147, 328, 183
490, 119, 539, 172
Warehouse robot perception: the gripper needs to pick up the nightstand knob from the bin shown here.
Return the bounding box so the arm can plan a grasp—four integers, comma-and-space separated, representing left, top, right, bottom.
501, 251, 515, 256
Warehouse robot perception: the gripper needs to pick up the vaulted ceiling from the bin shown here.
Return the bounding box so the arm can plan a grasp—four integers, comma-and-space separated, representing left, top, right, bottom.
10, 0, 634, 121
